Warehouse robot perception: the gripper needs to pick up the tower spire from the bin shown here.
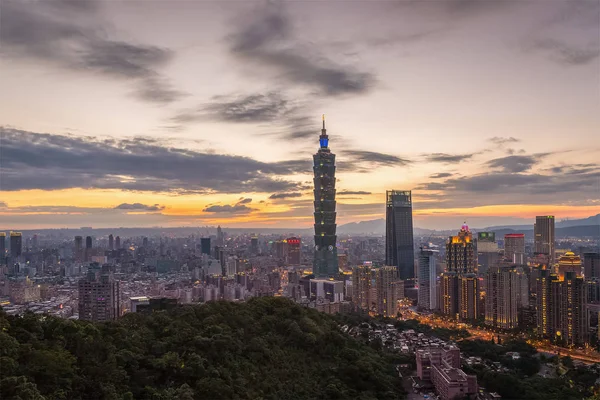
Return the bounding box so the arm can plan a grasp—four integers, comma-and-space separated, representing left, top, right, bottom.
322, 113, 325, 130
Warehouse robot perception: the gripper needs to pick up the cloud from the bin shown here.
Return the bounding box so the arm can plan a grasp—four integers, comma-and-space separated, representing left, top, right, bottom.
0, 127, 304, 194
489, 137, 520, 146
269, 192, 303, 199
0, 0, 184, 104
228, 4, 375, 96
487, 154, 548, 173
429, 173, 454, 179
203, 204, 253, 214
114, 203, 165, 212
237, 198, 253, 204
425, 153, 475, 163
337, 150, 411, 172
0, 201, 7, 208
338, 191, 372, 195
529, 38, 600, 66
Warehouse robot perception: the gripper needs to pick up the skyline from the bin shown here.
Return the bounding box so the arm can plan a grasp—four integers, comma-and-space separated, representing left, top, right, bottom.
1, 0, 600, 230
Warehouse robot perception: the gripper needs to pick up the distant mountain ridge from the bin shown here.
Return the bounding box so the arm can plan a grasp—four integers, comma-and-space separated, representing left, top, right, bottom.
482, 214, 600, 231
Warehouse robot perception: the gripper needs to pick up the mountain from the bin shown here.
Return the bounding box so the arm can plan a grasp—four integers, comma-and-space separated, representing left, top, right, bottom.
484, 214, 600, 231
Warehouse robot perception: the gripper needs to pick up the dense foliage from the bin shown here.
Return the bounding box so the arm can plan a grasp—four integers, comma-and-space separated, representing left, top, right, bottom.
0, 298, 405, 400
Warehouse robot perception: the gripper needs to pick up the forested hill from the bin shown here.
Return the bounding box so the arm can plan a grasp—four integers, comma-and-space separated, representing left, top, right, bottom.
0, 298, 404, 400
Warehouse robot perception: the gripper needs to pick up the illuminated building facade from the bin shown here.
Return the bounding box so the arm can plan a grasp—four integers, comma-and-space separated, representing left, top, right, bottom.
558, 272, 588, 346
446, 224, 475, 274
351, 264, 404, 317
504, 233, 525, 265
313, 116, 338, 278
9, 231, 22, 259
459, 274, 479, 321
583, 252, 600, 279
352, 264, 371, 312
385, 190, 415, 283
534, 216, 555, 266
418, 247, 438, 310
286, 237, 301, 265
485, 266, 519, 329
557, 251, 582, 279
441, 272, 459, 317
536, 268, 560, 338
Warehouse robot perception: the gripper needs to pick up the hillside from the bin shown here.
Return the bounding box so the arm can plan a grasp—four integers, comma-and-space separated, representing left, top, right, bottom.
0, 298, 404, 400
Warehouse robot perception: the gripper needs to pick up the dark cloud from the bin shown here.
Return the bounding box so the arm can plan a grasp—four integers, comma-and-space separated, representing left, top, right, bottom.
269, 192, 303, 199
429, 173, 454, 179
338, 191, 372, 195
338, 150, 411, 172
237, 198, 253, 204
489, 137, 520, 146
529, 38, 600, 66
114, 203, 165, 212
0, 127, 304, 194
229, 5, 375, 96
0, 201, 7, 208
487, 154, 548, 173
203, 204, 253, 214
0, 0, 184, 103
425, 153, 475, 163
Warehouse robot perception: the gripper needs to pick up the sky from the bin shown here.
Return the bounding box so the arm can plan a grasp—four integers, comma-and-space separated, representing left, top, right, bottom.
1, 0, 599, 230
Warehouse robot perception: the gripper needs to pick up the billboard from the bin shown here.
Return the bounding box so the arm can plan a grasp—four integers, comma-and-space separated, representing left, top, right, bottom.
477, 232, 496, 242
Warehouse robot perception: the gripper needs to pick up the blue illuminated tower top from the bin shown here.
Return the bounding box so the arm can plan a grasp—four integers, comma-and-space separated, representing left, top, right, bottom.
319, 114, 329, 149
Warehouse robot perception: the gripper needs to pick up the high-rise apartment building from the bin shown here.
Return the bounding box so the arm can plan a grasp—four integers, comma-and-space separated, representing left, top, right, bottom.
418, 248, 438, 310
459, 274, 479, 321
504, 233, 525, 265
557, 251, 582, 279
286, 237, 301, 265
440, 272, 459, 317
313, 116, 338, 278
351, 264, 404, 317
385, 190, 415, 283
583, 252, 600, 279
534, 216, 555, 266
536, 268, 560, 338
446, 224, 476, 274
485, 265, 519, 329
558, 271, 588, 346
9, 232, 22, 259
78, 269, 121, 322
108, 234, 114, 250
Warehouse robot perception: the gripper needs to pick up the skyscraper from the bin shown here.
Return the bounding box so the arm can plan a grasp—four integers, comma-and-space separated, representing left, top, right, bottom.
385, 190, 415, 282
313, 115, 338, 278
536, 268, 560, 338
476, 232, 498, 276
558, 272, 588, 346
9, 232, 22, 259
459, 274, 479, 321
534, 216, 555, 266
200, 237, 211, 255
286, 237, 301, 265
0, 232, 6, 261
418, 247, 438, 310
352, 263, 372, 312
556, 251, 582, 279
115, 236, 121, 249
85, 236, 93, 249
485, 265, 519, 329
504, 233, 525, 264
446, 224, 476, 274
74, 236, 83, 262
351, 263, 404, 317
440, 272, 459, 317
108, 234, 114, 251
78, 268, 121, 322
583, 252, 600, 279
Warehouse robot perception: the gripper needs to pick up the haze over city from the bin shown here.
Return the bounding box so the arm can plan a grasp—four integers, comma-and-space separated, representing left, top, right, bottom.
1, 0, 599, 230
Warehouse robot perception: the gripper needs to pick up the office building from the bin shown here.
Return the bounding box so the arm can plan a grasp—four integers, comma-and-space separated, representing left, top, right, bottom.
485, 266, 519, 329
0, 232, 6, 261
557, 251, 582, 279
74, 236, 83, 262
313, 116, 338, 278
534, 216, 555, 266
286, 237, 301, 265
385, 190, 415, 283
504, 233, 525, 265
115, 236, 121, 249
418, 247, 438, 310
584, 252, 600, 279
476, 232, 498, 275
216, 225, 224, 246
200, 238, 211, 255
446, 224, 475, 274
85, 236, 92, 249
78, 269, 121, 322
250, 236, 259, 254
9, 232, 22, 259
310, 279, 344, 303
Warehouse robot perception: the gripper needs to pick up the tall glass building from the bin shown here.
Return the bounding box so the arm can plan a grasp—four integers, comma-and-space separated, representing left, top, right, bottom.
313, 116, 338, 278
385, 190, 415, 282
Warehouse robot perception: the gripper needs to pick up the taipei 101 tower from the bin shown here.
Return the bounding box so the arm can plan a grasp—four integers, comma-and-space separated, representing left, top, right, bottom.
313, 115, 339, 278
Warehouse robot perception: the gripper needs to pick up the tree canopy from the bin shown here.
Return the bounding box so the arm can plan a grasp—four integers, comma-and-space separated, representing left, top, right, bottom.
0, 298, 404, 400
